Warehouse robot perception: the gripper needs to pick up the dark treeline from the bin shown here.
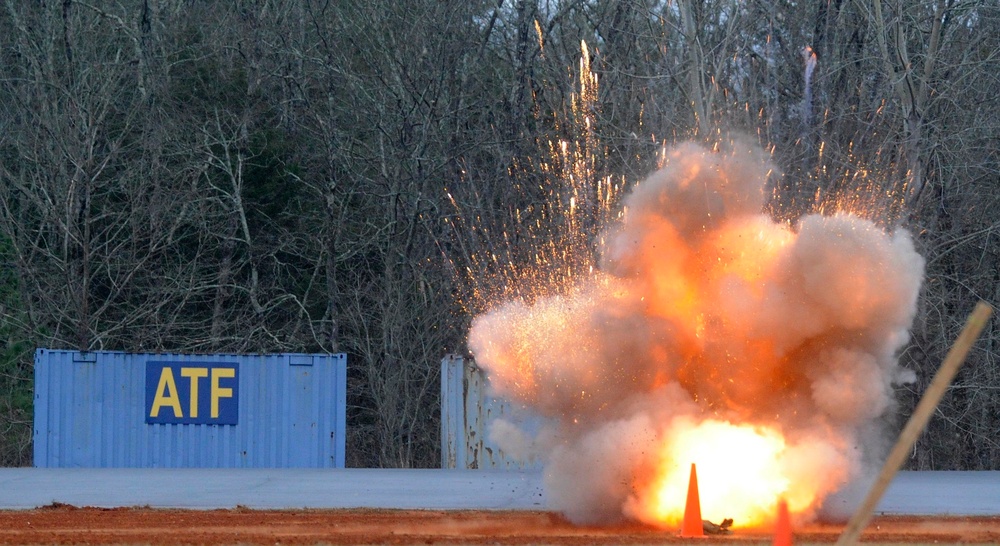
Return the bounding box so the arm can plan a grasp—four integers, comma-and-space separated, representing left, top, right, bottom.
0, 1, 997, 469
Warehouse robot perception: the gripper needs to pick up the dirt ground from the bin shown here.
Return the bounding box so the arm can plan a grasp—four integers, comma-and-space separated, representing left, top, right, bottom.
1, 506, 999, 545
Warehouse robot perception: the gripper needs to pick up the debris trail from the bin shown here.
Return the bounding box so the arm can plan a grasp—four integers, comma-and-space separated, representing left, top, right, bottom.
468, 140, 925, 528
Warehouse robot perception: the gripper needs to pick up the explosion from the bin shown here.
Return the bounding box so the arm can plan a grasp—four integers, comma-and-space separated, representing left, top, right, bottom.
467, 140, 925, 529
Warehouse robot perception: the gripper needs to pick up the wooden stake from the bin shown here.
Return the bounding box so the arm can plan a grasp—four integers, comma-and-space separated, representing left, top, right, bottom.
835, 301, 993, 546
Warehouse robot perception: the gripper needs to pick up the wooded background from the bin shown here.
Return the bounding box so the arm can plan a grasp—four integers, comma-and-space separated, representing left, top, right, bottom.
0, 0, 997, 469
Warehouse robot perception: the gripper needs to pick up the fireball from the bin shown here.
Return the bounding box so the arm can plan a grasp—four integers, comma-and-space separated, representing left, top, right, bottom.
468, 141, 923, 529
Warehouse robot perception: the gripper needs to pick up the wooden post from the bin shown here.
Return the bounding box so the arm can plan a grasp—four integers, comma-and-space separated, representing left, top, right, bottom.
835, 301, 993, 546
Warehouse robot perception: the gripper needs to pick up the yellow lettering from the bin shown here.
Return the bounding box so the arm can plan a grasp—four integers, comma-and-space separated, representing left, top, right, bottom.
150, 368, 183, 418
211, 368, 236, 418
180, 367, 208, 418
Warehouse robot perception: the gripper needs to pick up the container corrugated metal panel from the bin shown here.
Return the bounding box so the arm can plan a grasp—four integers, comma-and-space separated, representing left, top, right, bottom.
440, 355, 542, 470
440, 355, 465, 469
34, 349, 347, 468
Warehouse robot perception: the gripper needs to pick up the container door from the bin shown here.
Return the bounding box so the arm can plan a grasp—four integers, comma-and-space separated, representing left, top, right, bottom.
288, 364, 317, 467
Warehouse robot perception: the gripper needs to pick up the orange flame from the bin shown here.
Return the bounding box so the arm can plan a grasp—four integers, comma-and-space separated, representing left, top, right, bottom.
468, 141, 921, 528
465, 42, 923, 532
627, 419, 801, 528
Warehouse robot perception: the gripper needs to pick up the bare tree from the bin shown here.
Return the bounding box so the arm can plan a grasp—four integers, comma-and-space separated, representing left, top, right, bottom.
0, 0, 996, 470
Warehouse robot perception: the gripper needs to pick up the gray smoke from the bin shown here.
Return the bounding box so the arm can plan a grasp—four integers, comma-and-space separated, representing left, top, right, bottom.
469, 140, 924, 527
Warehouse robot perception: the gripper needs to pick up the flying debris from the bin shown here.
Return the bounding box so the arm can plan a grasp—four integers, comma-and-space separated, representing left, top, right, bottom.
468, 140, 925, 528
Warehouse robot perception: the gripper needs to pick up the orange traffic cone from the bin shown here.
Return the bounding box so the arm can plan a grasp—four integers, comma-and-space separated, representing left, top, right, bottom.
773, 498, 793, 546
680, 463, 704, 538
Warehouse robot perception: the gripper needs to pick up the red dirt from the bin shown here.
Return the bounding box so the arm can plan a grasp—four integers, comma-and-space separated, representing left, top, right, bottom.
1, 506, 999, 545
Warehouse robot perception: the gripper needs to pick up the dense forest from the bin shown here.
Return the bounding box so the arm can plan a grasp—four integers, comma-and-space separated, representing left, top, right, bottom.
0, 1, 997, 469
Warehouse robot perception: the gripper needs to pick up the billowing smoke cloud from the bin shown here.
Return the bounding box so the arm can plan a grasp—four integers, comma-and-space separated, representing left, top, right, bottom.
468, 141, 924, 528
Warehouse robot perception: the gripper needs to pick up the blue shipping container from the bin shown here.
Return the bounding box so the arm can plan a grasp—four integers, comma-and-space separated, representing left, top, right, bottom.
34, 349, 347, 468
440, 355, 543, 470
